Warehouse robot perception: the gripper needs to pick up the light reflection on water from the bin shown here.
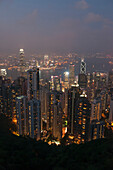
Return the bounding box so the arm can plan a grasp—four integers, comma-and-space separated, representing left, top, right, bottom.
6, 57, 113, 81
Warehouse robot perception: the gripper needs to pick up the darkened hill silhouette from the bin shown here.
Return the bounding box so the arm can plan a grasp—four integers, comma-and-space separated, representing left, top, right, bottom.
0, 114, 113, 170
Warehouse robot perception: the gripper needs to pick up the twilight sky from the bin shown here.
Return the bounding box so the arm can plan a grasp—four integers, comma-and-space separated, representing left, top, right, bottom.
0, 0, 113, 55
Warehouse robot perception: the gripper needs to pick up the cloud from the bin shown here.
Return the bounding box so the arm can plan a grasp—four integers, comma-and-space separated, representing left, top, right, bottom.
85, 12, 113, 25
75, 0, 89, 10
85, 13, 102, 23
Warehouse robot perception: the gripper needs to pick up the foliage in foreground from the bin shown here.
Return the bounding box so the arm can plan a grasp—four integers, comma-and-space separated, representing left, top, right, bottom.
0, 115, 113, 170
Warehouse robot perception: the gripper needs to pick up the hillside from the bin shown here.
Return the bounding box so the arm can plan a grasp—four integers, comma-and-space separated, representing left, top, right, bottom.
0, 115, 113, 170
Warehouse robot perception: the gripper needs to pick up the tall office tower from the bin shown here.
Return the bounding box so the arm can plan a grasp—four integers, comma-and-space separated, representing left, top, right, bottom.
100, 89, 108, 111
80, 58, 86, 74
10, 77, 27, 121
0, 69, 7, 80
0, 76, 3, 114
47, 91, 56, 131
28, 99, 41, 140
90, 120, 105, 140
11, 83, 21, 122
95, 72, 100, 88
2, 79, 12, 117
64, 72, 69, 89
64, 88, 68, 118
53, 101, 62, 139
47, 92, 53, 130
27, 67, 39, 101
14, 76, 27, 96
108, 71, 113, 89
0, 77, 10, 115
19, 49, 25, 77
74, 93, 91, 144
44, 55, 49, 66
47, 90, 63, 132
87, 73, 90, 88
109, 96, 113, 123
67, 84, 80, 135
51, 76, 62, 91
90, 97, 102, 122
94, 72, 108, 89
69, 64, 75, 87
78, 73, 87, 89
16, 96, 28, 136
40, 83, 49, 130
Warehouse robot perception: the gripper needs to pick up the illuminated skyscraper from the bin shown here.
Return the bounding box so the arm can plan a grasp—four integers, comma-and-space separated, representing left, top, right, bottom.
27, 68, 39, 100
64, 88, 68, 118
53, 101, 62, 139
109, 96, 113, 123
90, 120, 105, 140
15, 76, 27, 96
19, 49, 25, 77
64, 72, 69, 89
67, 84, 80, 135
11, 83, 21, 122
40, 83, 50, 130
78, 73, 87, 88
74, 92, 91, 144
108, 71, 113, 88
51, 76, 61, 91
47, 91, 53, 130
90, 97, 102, 122
69, 64, 75, 87
0, 78, 12, 116
44, 55, 49, 66
0, 69, 7, 79
0, 76, 3, 114
16, 96, 28, 136
28, 99, 41, 140
46, 90, 63, 134
80, 58, 86, 74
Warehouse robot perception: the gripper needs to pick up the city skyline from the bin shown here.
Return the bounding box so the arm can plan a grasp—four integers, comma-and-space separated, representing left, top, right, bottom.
0, 0, 113, 55
0, 1, 113, 169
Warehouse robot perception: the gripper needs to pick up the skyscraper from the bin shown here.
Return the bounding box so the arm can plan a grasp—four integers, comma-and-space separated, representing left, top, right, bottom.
109, 96, 113, 123
51, 76, 61, 91
28, 99, 41, 140
64, 72, 69, 89
0, 69, 7, 79
80, 58, 86, 74
69, 64, 75, 87
11, 82, 22, 122
78, 73, 87, 88
27, 68, 39, 100
108, 71, 113, 89
16, 96, 28, 136
90, 97, 102, 122
67, 84, 80, 135
44, 55, 49, 66
90, 120, 105, 140
74, 92, 91, 144
53, 101, 62, 139
0, 76, 3, 114
19, 49, 25, 77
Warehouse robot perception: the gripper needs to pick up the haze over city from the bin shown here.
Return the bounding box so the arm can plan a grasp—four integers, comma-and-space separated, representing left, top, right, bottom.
0, 0, 113, 55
